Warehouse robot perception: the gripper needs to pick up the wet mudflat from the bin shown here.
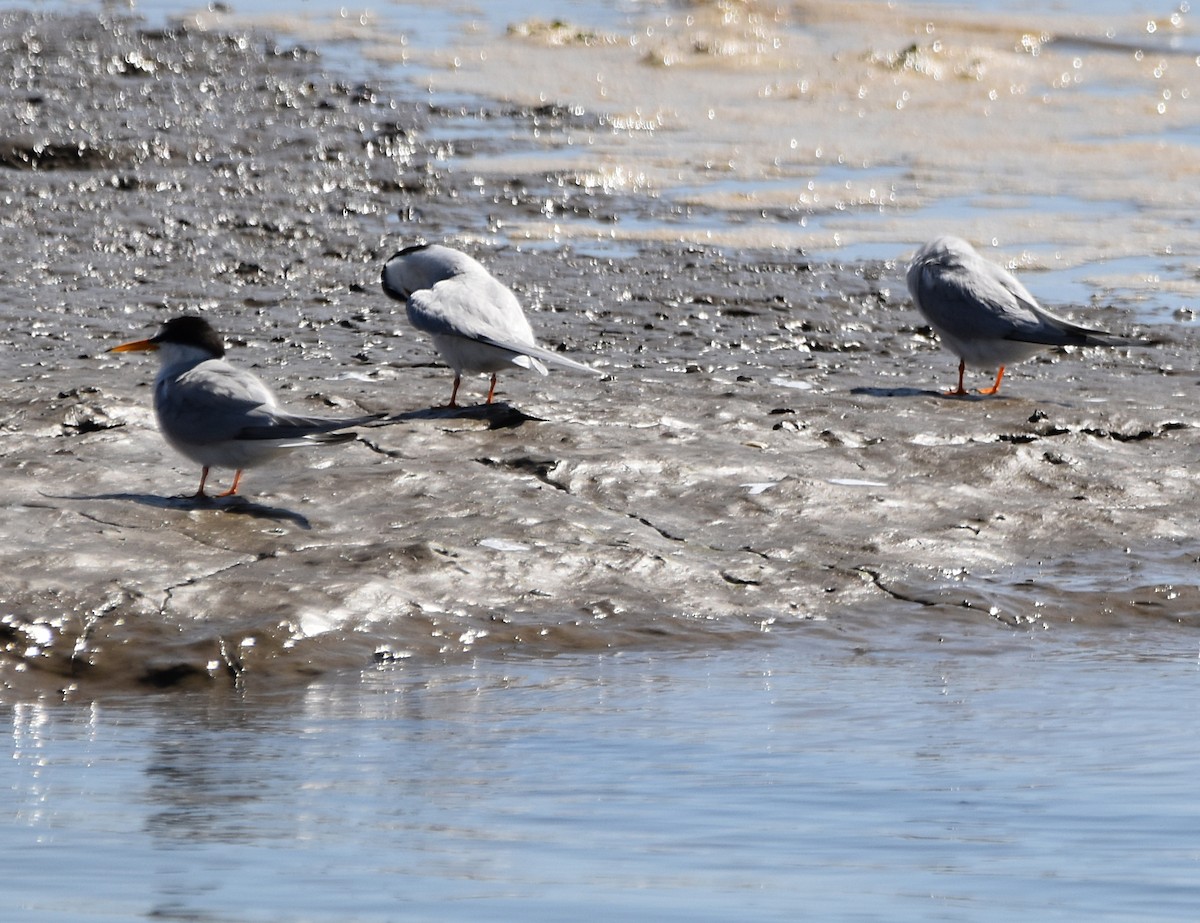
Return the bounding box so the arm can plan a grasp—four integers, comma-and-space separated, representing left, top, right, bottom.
0, 9, 1197, 697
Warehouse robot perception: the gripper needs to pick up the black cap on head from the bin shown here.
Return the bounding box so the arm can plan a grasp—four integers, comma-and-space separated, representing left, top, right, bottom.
152, 316, 226, 358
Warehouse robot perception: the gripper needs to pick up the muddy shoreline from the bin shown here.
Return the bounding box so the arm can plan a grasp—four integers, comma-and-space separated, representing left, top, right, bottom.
1, 11, 1197, 696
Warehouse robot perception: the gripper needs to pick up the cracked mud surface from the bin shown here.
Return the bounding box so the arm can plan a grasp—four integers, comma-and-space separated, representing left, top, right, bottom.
2, 11, 1199, 694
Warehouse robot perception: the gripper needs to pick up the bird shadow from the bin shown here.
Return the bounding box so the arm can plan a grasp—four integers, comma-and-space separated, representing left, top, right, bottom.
850, 386, 1076, 408
851, 386, 954, 399
851, 386, 1005, 402
42, 491, 312, 529
376, 401, 544, 430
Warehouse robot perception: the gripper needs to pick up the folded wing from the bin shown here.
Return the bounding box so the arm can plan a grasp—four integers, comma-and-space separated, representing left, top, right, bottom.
916, 253, 1127, 348
236, 411, 384, 442
408, 276, 600, 375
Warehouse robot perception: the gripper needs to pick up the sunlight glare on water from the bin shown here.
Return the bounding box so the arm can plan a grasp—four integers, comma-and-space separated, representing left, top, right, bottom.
131, 0, 1200, 322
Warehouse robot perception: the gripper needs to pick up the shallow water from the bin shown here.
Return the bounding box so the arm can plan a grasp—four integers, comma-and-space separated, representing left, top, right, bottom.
119, 0, 1200, 322
8, 634, 1200, 922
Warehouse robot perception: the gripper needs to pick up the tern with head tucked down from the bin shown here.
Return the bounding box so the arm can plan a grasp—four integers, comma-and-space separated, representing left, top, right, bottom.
381, 243, 600, 407
906, 235, 1131, 396
108, 316, 380, 499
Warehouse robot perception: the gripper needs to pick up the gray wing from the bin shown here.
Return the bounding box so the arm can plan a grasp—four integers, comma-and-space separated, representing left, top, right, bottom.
158, 362, 276, 444
407, 272, 533, 342
162, 362, 379, 442
915, 255, 1123, 348
408, 276, 599, 375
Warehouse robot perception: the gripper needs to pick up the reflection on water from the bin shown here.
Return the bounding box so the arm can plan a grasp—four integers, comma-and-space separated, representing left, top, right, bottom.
6, 633, 1200, 921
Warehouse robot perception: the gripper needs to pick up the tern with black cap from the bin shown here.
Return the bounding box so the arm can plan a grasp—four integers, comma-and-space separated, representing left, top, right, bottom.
108, 315, 380, 498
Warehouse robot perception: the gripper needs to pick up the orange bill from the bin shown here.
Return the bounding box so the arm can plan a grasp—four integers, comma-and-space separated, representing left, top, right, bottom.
107, 337, 159, 353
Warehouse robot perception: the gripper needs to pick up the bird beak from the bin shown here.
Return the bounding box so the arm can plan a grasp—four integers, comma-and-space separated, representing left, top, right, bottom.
107, 337, 159, 353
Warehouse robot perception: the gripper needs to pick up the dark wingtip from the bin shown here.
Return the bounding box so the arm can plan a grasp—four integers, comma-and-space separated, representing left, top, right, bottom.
311, 432, 359, 446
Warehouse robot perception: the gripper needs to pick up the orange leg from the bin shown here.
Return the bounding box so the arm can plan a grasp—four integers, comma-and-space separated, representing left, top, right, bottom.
485, 373, 498, 405
214, 469, 244, 498
977, 366, 1007, 396
944, 358, 969, 397
193, 466, 212, 499
447, 373, 462, 409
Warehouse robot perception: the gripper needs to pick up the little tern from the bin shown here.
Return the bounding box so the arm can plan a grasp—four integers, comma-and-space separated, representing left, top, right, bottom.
906, 236, 1130, 396
380, 243, 599, 407
108, 315, 379, 498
